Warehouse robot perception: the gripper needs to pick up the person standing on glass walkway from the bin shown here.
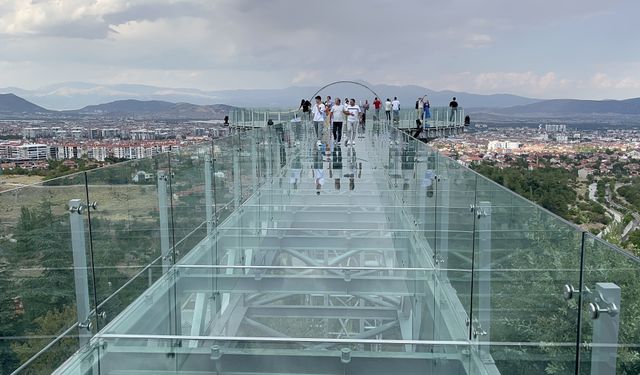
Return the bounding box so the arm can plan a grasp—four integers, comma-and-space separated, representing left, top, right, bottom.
324, 96, 334, 144
312, 95, 326, 146
345, 98, 361, 147
391, 97, 400, 124
299, 98, 311, 122
415, 97, 424, 120
373, 97, 382, 122
384, 98, 392, 123
449, 96, 458, 122
330, 98, 346, 144
423, 96, 431, 122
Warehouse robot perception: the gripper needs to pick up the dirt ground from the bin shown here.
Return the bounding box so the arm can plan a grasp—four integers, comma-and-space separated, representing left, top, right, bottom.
0, 183, 160, 227
0, 175, 45, 192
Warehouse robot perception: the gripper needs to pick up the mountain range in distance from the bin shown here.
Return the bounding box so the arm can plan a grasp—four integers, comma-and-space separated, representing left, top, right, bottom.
0, 94, 233, 120
1, 81, 640, 120
0, 81, 539, 110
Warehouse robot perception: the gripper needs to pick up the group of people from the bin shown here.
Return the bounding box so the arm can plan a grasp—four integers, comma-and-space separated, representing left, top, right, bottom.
298, 94, 466, 146
299, 95, 406, 147
299, 95, 366, 147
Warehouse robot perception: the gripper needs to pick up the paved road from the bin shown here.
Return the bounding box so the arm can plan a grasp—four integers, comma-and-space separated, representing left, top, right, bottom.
588, 183, 622, 223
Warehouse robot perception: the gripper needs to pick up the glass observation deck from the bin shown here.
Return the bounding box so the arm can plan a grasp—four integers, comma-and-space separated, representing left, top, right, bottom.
1, 112, 639, 375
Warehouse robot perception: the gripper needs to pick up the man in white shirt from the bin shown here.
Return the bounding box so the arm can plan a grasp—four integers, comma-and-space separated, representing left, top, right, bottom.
345, 98, 361, 146
391, 97, 400, 124
384, 98, 392, 123
330, 98, 345, 144
311, 95, 326, 145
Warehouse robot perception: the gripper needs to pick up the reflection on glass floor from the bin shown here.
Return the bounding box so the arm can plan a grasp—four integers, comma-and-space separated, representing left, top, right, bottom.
53, 122, 497, 374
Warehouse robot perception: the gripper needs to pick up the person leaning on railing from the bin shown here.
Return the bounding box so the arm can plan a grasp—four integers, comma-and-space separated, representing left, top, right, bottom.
299, 98, 311, 122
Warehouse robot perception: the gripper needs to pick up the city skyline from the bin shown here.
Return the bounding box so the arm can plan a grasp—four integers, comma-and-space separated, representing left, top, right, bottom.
0, 0, 639, 100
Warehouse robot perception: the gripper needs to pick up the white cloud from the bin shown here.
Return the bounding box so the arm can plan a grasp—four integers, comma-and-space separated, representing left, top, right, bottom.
0, 0, 114, 35
464, 34, 493, 48
617, 77, 640, 89
474, 72, 566, 94
591, 73, 614, 88
592, 73, 640, 89
0, 0, 637, 100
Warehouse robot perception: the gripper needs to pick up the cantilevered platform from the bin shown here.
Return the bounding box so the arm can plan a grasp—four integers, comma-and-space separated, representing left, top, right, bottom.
6, 108, 636, 375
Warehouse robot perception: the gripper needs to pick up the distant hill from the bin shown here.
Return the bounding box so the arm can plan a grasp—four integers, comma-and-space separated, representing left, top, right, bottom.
0, 93, 50, 114
77, 100, 176, 114
1, 81, 541, 110
71, 99, 234, 119
0, 94, 234, 119
495, 98, 640, 115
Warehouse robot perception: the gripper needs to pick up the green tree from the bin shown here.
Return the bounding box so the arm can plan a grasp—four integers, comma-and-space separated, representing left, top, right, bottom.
10, 305, 79, 375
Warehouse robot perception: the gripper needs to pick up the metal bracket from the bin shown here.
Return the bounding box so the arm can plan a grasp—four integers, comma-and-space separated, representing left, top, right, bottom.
588, 292, 619, 320
210, 345, 222, 360
433, 253, 446, 265
563, 283, 618, 319
68, 201, 98, 214
562, 284, 592, 301
476, 208, 489, 218
471, 318, 487, 339
78, 319, 93, 331
97, 311, 107, 321
340, 348, 352, 364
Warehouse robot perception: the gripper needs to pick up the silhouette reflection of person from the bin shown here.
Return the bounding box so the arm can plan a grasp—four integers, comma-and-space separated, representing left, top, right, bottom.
422, 169, 435, 198
401, 143, 416, 191
289, 151, 302, 189
332, 145, 343, 190
346, 147, 357, 191
313, 149, 325, 195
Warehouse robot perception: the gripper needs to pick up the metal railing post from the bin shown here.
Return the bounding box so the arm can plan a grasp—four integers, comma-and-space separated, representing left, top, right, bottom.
477, 201, 492, 361
233, 140, 241, 209
205, 154, 213, 235
157, 171, 171, 273
437, 176, 450, 279
68, 199, 92, 348
251, 137, 258, 193
590, 282, 621, 375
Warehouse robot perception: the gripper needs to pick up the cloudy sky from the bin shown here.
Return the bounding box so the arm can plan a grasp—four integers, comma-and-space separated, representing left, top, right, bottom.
0, 0, 639, 99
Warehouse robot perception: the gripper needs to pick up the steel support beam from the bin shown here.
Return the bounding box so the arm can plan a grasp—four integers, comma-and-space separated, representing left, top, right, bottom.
247, 305, 397, 320
188, 293, 208, 348
178, 274, 423, 296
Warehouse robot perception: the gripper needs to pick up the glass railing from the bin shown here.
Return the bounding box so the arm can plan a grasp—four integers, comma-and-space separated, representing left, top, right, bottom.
1, 116, 638, 375
230, 107, 466, 131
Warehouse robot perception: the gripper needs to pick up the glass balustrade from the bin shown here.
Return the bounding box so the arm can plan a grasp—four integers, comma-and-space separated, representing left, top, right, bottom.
0, 114, 638, 375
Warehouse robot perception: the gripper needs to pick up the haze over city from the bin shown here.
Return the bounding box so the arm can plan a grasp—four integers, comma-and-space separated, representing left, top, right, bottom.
0, 0, 639, 100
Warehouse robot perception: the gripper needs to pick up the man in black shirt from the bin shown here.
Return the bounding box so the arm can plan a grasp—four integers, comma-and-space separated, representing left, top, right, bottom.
449, 97, 458, 122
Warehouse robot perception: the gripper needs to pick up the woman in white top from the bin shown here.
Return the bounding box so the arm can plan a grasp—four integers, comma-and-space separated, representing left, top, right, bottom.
345, 98, 361, 146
